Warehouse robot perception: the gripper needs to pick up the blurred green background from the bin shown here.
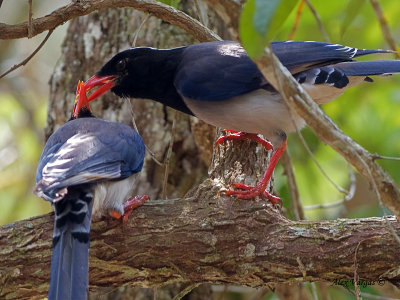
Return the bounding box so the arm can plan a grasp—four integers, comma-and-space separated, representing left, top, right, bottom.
0, 1, 399, 224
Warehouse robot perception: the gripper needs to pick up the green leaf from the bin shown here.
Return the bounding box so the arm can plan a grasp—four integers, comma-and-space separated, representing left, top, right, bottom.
158, 0, 181, 9
240, 0, 299, 58
340, 0, 366, 37
240, 0, 266, 58
253, 0, 281, 36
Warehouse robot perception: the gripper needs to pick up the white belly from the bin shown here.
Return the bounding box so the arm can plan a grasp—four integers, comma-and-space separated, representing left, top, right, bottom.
92, 175, 137, 217
182, 89, 305, 147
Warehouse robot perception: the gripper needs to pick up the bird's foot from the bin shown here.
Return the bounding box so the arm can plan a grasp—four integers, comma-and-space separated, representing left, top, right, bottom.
222, 140, 287, 205
224, 183, 280, 204
109, 195, 149, 222
122, 195, 149, 222
215, 130, 273, 150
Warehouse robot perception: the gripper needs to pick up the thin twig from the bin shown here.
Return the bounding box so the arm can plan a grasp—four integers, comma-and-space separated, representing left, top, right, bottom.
145, 145, 164, 166
287, 0, 305, 40
216, 285, 229, 300
0, 0, 4, 9
132, 13, 150, 47
295, 125, 349, 195
281, 150, 305, 220
354, 146, 400, 244
337, 286, 400, 300
250, 287, 271, 300
0, 0, 222, 42
162, 111, 178, 200
310, 282, 319, 300
369, 0, 399, 57
303, 165, 356, 210
28, 0, 34, 38
194, 0, 208, 27
172, 283, 201, 300
0, 29, 53, 80
128, 100, 164, 166
304, 0, 330, 42
372, 153, 400, 161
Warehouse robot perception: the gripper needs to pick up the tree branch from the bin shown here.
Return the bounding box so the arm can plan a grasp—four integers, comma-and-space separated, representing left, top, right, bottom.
0, 29, 53, 80
0, 0, 220, 42
1, 183, 399, 299
369, 0, 399, 57
253, 49, 400, 219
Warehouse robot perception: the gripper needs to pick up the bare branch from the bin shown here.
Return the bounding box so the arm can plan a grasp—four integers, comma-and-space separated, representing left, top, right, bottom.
0, 0, 221, 42
372, 154, 400, 162
303, 166, 356, 210
287, 0, 305, 40
280, 151, 305, 220
162, 111, 177, 199
304, 0, 330, 42
0, 29, 53, 80
369, 0, 399, 57
28, 0, 33, 38
294, 123, 348, 195
253, 48, 400, 218
1, 190, 399, 299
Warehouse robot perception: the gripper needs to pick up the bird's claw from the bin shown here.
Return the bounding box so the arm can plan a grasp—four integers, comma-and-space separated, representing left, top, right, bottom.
224, 184, 280, 204
109, 195, 150, 222
122, 195, 149, 222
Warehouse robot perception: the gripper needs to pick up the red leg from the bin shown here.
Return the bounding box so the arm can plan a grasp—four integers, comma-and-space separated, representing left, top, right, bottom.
215, 130, 273, 151
223, 140, 287, 204
122, 195, 149, 222
109, 195, 150, 222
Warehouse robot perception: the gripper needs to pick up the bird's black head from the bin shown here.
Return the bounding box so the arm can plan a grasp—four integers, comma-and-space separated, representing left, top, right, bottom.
101, 47, 165, 98
84, 46, 193, 114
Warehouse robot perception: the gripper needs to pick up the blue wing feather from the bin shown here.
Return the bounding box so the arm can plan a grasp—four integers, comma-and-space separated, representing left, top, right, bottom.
270, 41, 392, 72
174, 41, 394, 102
333, 60, 400, 76
175, 41, 265, 101
35, 118, 145, 202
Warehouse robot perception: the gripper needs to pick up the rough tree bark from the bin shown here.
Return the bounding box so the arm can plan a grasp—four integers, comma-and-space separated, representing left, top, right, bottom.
1, 0, 400, 299
1, 190, 400, 299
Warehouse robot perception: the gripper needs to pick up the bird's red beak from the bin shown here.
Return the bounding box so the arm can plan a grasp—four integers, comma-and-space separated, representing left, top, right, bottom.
73, 81, 90, 117
84, 75, 116, 102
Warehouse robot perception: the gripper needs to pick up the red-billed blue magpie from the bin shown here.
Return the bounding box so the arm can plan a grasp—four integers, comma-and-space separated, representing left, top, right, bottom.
83, 40, 400, 202
34, 82, 147, 300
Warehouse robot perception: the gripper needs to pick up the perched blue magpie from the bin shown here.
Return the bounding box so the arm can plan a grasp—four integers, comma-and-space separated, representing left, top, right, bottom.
83, 40, 400, 201
34, 82, 147, 300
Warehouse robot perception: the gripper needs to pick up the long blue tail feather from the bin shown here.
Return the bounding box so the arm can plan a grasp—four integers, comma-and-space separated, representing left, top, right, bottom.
335, 60, 400, 76
49, 185, 93, 300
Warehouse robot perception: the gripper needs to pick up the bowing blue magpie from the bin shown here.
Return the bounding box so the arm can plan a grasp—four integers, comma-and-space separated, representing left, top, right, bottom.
34, 82, 147, 300
83, 40, 400, 201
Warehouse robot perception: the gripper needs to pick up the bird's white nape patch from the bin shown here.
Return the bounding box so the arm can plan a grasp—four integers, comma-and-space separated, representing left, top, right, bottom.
217, 43, 244, 57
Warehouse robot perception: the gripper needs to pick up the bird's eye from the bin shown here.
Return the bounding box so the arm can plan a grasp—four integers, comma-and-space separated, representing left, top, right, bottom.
116, 59, 126, 72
